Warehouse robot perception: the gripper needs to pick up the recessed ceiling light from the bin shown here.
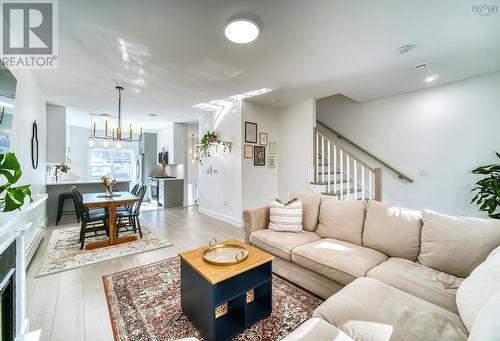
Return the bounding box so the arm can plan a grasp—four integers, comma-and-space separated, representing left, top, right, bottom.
414, 63, 428, 69
395, 45, 415, 54
425, 74, 439, 82
149, 113, 157, 117
225, 18, 260, 44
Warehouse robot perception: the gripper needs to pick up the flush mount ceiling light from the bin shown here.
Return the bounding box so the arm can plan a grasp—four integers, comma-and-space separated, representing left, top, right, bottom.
425, 74, 439, 82
224, 14, 261, 44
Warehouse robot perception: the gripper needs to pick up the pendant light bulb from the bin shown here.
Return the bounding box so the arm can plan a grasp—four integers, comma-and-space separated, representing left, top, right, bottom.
102, 139, 109, 149
88, 137, 95, 148
116, 140, 122, 150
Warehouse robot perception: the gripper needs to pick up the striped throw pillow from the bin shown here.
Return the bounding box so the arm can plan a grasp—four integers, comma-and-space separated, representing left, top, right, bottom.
268, 199, 303, 232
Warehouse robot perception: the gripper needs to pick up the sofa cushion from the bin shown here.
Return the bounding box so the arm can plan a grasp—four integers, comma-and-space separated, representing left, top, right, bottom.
313, 277, 468, 341
456, 246, 500, 331
363, 200, 422, 261
288, 192, 321, 231
366, 257, 463, 313
292, 238, 387, 284
418, 210, 500, 278
249, 229, 320, 261
282, 318, 353, 341
316, 199, 367, 245
468, 292, 500, 341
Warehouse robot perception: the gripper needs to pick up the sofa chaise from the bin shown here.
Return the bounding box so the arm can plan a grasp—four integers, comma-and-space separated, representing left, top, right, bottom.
243, 193, 500, 340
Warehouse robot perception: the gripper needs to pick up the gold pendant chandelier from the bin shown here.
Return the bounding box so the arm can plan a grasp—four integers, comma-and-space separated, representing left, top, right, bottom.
88, 86, 143, 149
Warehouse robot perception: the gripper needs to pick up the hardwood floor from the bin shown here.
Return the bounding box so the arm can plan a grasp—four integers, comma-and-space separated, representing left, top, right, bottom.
26, 206, 244, 341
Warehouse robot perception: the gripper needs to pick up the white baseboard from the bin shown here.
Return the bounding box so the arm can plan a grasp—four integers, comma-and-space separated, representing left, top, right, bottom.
198, 207, 242, 228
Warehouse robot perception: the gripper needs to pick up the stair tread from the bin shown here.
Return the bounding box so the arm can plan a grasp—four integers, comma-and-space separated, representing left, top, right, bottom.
321, 188, 363, 196
310, 180, 351, 185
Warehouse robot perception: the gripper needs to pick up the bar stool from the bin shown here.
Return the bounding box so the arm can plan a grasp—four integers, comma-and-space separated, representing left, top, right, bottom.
56, 192, 79, 225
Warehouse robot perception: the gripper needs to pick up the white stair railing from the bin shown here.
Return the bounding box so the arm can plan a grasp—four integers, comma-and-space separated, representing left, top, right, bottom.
313, 129, 382, 201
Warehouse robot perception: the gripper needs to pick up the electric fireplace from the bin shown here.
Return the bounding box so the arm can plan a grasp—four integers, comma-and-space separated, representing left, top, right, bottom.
0, 240, 16, 341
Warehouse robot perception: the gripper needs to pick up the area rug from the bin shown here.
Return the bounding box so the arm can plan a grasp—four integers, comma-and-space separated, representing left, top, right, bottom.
103, 257, 323, 341
36, 223, 172, 277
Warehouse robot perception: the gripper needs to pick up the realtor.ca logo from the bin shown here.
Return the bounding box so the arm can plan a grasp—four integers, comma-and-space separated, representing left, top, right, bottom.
1, 0, 58, 69
472, 4, 498, 16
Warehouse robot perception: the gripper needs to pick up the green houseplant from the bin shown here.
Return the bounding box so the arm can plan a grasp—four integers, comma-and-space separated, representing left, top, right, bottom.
471, 152, 500, 219
0, 153, 32, 212
53, 162, 70, 182
196, 131, 230, 163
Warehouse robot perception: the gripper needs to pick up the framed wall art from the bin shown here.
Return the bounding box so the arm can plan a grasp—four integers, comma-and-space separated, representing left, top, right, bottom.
254, 146, 265, 166
269, 142, 277, 154
244, 144, 253, 158
259, 132, 268, 146
245, 122, 257, 143
268, 156, 276, 168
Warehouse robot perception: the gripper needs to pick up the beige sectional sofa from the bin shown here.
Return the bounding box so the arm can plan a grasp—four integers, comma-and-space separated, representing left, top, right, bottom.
242, 193, 500, 340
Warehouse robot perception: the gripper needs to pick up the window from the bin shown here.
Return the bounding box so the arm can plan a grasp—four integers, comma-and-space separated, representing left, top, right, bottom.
89, 148, 133, 180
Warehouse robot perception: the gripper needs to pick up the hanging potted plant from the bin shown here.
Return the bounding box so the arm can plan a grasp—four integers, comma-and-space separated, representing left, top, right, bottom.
196, 131, 230, 163
0, 153, 32, 212
471, 152, 500, 219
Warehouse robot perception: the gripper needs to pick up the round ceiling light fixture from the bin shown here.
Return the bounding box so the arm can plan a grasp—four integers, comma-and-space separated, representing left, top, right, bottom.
425, 74, 439, 82
224, 14, 261, 44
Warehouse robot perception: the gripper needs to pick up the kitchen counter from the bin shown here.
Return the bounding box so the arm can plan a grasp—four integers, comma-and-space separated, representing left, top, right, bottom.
157, 178, 184, 208
46, 180, 131, 222
46, 180, 130, 186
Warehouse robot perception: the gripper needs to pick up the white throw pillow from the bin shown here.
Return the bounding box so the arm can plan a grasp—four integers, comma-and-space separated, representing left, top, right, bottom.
468, 292, 500, 341
268, 199, 303, 232
456, 247, 500, 331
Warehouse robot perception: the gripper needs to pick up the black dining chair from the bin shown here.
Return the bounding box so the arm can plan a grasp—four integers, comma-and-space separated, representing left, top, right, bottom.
72, 186, 107, 215
117, 183, 140, 212
116, 185, 147, 238
130, 183, 140, 195
71, 186, 110, 249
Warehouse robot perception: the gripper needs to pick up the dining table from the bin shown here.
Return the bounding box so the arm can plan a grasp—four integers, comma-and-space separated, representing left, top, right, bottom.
82, 191, 140, 250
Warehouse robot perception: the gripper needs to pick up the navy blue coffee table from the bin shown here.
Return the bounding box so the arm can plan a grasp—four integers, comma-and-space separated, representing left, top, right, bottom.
179, 240, 274, 341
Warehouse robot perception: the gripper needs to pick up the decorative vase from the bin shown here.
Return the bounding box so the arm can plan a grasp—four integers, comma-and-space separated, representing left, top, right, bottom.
105, 187, 113, 196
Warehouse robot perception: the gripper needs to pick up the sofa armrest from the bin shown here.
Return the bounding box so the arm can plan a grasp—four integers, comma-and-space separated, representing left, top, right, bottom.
243, 206, 270, 243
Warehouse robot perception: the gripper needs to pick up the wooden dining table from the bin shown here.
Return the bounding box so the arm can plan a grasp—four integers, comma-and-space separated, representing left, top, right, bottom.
82, 191, 140, 250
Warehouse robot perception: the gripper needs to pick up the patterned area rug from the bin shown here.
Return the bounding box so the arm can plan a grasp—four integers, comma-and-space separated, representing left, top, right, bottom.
103, 257, 323, 341
36, 223, 172, 277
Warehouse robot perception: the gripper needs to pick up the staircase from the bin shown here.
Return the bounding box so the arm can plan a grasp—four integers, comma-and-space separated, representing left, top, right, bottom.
311, 127, 382, 201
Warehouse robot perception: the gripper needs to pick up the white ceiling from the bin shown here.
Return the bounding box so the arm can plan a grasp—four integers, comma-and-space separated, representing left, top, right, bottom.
34, 0, 500, 128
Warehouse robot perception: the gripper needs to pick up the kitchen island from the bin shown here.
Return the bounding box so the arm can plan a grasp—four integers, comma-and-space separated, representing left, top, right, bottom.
46, 180, 130, 222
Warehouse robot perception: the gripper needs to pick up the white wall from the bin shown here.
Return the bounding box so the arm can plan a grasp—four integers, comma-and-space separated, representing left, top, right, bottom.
241, 101, 280, 209
277, 99, 316, 199
316, 72, 500, 217
10, 70, 47, 194
198, 101, 242, 226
